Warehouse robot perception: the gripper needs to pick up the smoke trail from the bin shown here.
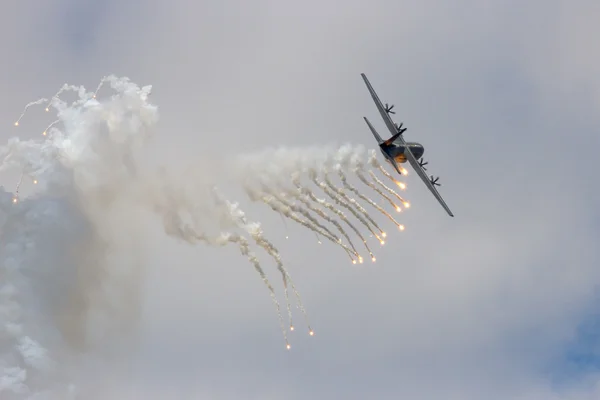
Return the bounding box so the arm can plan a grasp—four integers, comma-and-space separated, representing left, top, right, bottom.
367, 151, 407, 190
208, 189, 295, 333
366, 151, 409, 207
92, 76, 109, 98
292, 178, 367, 262
278, 179, 360, 257
246, 185, 356, 264
266, 188, 358, 262
42, 120, 60, 137
339, 150, 402, 212
278, 211, 290, 239
377, 165, 406, 190
13, 98, 48, 126
323, 170, 385, 241
309, 170, 377, 261
219, 233, 289, 347
368, 170, 409, 208
355, 169, 400, 211
329, 145, 405, 229
215, 190, 314, 336
249, 225, 313, 337
260, 183, 342, 247
292, 178, 366, 263
337, 168, 402, 230
13, 173, 24, 202
159, 212, 290, 349
43, 84, 88, 111
145, 173, 298, 344
310, 170, 374, 236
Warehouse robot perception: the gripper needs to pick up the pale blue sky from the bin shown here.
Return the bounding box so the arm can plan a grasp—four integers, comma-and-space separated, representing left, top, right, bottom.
2, 0, 600, 399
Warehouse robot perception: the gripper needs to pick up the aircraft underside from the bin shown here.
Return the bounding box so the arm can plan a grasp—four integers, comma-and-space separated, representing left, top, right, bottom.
382, 142, 424, 164
393, 154, 407, 163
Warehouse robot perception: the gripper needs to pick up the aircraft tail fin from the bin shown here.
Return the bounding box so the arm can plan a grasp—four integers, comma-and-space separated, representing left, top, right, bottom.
364, 117, 383, 144
383, 132, 402, 146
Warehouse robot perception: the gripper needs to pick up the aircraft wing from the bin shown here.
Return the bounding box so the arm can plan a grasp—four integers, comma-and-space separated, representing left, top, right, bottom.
361, 73, 454, 217
361, 73, 402, 137
403, 147, 454, 217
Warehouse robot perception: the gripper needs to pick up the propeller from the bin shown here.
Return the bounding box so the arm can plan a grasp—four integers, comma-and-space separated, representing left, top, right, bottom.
384, 103, 395, 114
429, 175, 440, 187
394, 122, 407, 134
418, 158, 428, 170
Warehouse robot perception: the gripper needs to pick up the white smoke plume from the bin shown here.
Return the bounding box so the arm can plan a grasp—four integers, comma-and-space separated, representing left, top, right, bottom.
0, 75, 411, 398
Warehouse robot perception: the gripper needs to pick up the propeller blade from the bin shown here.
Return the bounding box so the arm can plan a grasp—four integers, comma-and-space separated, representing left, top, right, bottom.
429, 175, 440, 186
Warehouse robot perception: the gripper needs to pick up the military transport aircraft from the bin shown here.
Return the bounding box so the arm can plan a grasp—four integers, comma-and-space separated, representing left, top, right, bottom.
361, 73, 454, 217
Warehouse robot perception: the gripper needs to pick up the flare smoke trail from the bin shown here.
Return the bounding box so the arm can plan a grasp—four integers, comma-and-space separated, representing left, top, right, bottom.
1, 75, 411, 398
161, 214, 290, 348
14, 99, 48, 126
278, 179, 360, 256
258, 183, 347, 251
366, 150, 407, 189
309, 171, 378, 260
292, 177, 369, 263
337, 169, 402, 228
369, 170, 409, 207
367, 151, 409, 207
323, 172, 385, 241
246, 185, 357, 262
310, 170, 376, 238
355, 169, 400, 211
345, 150, 401, 211
43, 84, 89, 112
211, 188, 308, 336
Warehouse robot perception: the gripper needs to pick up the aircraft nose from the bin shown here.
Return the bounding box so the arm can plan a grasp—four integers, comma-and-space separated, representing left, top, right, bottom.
413, 145, 424, 159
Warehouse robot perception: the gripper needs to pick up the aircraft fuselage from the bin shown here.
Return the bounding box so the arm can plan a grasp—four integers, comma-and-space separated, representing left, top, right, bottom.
380, 141, 424, 164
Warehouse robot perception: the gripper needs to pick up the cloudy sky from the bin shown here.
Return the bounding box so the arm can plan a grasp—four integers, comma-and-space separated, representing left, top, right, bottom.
2, 0, 600, 399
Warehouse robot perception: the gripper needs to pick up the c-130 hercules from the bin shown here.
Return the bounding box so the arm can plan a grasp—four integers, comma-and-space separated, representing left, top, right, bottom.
361, 73, 454, 217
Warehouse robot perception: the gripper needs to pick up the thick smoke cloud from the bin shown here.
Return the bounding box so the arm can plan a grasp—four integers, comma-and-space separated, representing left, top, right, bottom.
0, 75, 407, 398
